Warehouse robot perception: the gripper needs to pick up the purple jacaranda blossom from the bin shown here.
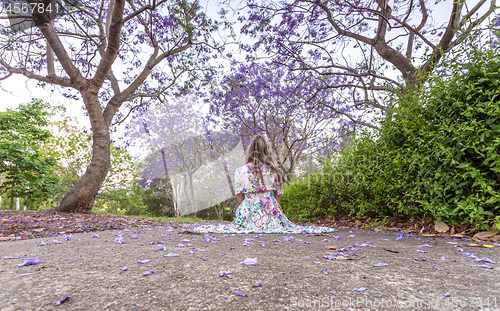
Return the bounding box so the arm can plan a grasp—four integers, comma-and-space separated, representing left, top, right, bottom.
235, 291, 245, 296
322, 239, 332, 243
432, 265, 440, 270
304, 241, 311, 244
53, 238, 61, 244
457, 248, 464, 252
143, 270, 154, 276
321, 269, 328, 274
374, 263, 388, 267
65, 235, 71, 241
240, 258, 258, 265
253, 283, 262, 287
55, 296, 71, 306
261, 242, 266, 247
439, 256, 450, 261
91, 233, 99, 238
445, 242, 457, 245
378, 238, 389, 241
189, 251, 194, 254
313, 261, 322, 265
336, 248, 348, 252
165, 253, 179, 257
176, 244, 186, 247
416, 250, 427, 253
395, 236, 402, 241
129, 235, 138, 239
137, 259, 150, 264
476, 258, 496, 264
203, 256, 208, 261
18, 257, 41, 267
120, 267, 128, 271
194, 248, 206, 252
470, 264, 492, 269
4, 256, 24, 260
38, 241, 49, 246
205, 234, 212, 243
149, 242, 155, 245
157, 241, 165, 244
420, 244, 432, 248
348, 235, 356, 238
353, 287, 367, 292
156, 245, 166, 251
181, 239, 191, 242
443, 293, 450, 297
273, 240, 281, 242
283, 236, 294, 241
219, 271, 232, 277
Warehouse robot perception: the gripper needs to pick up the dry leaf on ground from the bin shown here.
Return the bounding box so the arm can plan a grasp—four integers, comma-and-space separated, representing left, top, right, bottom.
435, 222, 449, 233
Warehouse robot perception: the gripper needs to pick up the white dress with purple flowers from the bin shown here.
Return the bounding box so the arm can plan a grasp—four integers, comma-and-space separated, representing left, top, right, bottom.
193, 163, 335, 234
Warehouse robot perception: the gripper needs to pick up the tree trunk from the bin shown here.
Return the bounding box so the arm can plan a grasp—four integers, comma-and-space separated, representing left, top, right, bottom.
9, 197, 14, 210
56, 93, 111, 213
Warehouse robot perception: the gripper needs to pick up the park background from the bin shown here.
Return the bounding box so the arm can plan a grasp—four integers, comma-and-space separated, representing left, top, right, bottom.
1, 0, 499, 231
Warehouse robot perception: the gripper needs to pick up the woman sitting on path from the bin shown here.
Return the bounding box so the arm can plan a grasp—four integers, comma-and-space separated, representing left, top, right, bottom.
194, 134, 335, 234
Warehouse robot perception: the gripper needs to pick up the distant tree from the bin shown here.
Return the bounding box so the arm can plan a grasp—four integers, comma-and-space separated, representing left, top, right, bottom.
0, 99, 58, 209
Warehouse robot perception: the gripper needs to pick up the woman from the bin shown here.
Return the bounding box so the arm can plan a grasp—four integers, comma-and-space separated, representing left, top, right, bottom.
194, 135, 335, 234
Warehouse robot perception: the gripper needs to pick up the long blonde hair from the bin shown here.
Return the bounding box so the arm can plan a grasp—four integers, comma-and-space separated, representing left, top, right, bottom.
245, 135, 283, 186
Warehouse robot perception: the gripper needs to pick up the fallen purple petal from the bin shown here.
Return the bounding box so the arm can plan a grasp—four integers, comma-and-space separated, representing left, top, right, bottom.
120, 267, 128, 271
439, 256, 450, 261
476, 258, 496, 264
416, 250, 427, 253
18, 257, 41, 267
165, 253, 179, 257
374, 263, 388, 267
143, 270, 154, 276
155, 245, 166, 251
261, 242, 266, 247
4, 256, 24, 260
471, 264, 493, 269
53, 239, 61, 244
353, 287, 367, 292
432, 265, 440, 270
137, 259, 150, 264
443, 293, 450, 297
219, 271, 232, 277
14, 273, 33, 277
176, 244, 186, 247
129, 235, 138, 239
91, 233, 99, 238
55, 296, 71, 306
253, 283, 262, 287
321, 269, 328, 274
240, 258, 258, 266
234, 291, 245, 296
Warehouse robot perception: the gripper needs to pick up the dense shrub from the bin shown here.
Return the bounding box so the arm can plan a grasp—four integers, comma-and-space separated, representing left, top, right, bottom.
282, 40, 500, 229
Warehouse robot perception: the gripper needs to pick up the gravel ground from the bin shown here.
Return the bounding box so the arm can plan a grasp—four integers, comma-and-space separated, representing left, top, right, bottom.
1, 224, 499, 311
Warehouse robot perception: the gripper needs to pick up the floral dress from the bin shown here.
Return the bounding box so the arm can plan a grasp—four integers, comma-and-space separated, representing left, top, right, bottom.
193, 163, 335, 234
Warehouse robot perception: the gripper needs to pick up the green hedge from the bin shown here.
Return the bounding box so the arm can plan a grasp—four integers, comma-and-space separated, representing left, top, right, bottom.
282, 41, 500, 229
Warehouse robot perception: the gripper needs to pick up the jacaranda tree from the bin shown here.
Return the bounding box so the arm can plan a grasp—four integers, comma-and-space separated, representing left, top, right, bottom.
236, 0, 499, 127
209, 62, 342, 181
0, 0, 226, 213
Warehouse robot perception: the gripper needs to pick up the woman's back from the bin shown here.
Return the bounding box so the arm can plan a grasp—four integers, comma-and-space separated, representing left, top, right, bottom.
234, 163, 283, 195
